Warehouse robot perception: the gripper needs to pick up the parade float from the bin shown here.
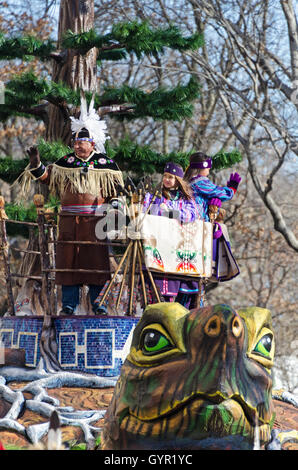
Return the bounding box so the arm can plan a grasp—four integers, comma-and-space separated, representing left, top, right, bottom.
0, 174, 239, 377
0, 1, 297, 451
1, 187, 297, 450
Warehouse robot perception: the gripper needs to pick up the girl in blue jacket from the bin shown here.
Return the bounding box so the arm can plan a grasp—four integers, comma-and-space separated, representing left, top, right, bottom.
183, 152, 241, 221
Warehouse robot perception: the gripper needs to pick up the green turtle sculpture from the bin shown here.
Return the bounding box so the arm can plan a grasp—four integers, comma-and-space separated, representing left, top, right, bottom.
102, 303, 297, 450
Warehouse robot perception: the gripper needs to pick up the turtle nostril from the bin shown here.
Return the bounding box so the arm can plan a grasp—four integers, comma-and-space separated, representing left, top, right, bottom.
231, 316, 243, 337
204, 315, 221, 337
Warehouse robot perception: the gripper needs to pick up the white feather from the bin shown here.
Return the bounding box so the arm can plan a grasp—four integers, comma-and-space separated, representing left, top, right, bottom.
70, 93, 109, 153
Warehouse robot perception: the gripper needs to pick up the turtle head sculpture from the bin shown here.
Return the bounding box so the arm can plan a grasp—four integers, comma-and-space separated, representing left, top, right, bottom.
102, 303, 275, 450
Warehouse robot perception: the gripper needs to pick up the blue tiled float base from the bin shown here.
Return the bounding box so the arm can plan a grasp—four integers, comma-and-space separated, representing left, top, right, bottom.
0, 317, 44, 367
0, 316, 139, 377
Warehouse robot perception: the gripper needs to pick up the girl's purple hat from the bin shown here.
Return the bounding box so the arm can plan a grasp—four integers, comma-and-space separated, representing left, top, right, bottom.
189, 158, 212, 169
164, 162, 184, 178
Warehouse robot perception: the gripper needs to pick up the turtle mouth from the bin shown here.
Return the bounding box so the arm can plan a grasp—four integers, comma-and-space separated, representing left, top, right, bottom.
129, 391, 270, 430
118, 393, 273, 450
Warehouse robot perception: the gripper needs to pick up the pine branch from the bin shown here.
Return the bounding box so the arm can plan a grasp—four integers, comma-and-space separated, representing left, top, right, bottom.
99, 77, 201, 121
61, 29, 108, 54
0, 20, 203, 63
4, 196, 60, 238
211, 149, 243, 171
2, 72, 200, 123
106, 138, 187, 174
0, 20, 202, 64
108, 138, 242, 174
97, 48, 127, 63
109, 21, 204, 59
0, 156, 30, 184
37, 139, 72, 161
61, 21, 203, 58
0, 33, 56, 61
4, 202, 38, 238
0, 72, 81, 121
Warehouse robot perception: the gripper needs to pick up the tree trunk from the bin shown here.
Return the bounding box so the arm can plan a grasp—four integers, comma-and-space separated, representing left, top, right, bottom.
46, 0, 97, 145
10, 2, 97, 373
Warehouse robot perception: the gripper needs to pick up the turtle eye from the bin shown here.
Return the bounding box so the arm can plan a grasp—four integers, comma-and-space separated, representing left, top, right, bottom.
142, 329, 172, 355
253, 334, 273, 358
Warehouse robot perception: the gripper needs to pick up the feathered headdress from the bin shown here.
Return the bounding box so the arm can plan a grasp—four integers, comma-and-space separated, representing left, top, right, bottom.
14, 92, 124, 200
70, 92, 109, 153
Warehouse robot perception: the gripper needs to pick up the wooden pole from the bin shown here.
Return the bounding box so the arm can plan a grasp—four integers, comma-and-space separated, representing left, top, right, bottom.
33, 194, 51, 316
47, 220, 58, 316
0, 196, 15, 315
137, 240, 161, 303
128, 240, 138, 316
97, 240, 133, 307
137, 241, 147, 307
195, 278, 203, 309
115, 245, 132, 311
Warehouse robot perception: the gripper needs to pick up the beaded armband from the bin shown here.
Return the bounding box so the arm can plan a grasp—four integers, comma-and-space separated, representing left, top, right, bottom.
30, 163, 46, 180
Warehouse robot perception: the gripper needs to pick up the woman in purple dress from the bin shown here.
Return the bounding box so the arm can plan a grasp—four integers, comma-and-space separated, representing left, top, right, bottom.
143, 162, 200, 306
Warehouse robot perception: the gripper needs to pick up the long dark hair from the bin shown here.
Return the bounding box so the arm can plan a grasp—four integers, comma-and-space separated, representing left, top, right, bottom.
162, 174, 194, 200
184, 152, 210, 183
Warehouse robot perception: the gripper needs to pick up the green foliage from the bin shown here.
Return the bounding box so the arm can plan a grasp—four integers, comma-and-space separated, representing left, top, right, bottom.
0, 20, 203, 124
61, 21, 203, 59
5, 202, 37, 222
97, 48, 127, 63
212, 149, 243, 171
1, 444, 27, 450
37, 138, 72, 162
0, 156, 29, 184
68, 434, 101, 450
4, 202, 37, 238
107, 138, 242, 175
69, 442, 88, 450
4, 195, 60, 238
0, 21, 203, 62
109, 21, 203, 59
1, 72, 47, 121
0, 33, 55, 61
62, 29, 107, 54
107, 137, 190, 175
100, 77, 200, 121
1, 72, 81, 121
1, 71, 200, 123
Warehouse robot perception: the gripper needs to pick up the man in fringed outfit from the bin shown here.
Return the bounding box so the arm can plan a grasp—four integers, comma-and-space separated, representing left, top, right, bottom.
21, 98, 123, 315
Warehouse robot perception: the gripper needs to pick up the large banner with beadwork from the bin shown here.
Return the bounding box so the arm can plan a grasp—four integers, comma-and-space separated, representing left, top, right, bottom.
140, 214, 213, 277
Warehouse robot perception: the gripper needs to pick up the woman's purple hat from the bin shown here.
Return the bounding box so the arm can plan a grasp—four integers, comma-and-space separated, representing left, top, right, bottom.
164, 162, 184, 178
189, 158, 212, 169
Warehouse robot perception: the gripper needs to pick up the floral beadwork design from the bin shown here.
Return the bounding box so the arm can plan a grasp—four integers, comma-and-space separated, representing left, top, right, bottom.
62, 154, 114, 167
